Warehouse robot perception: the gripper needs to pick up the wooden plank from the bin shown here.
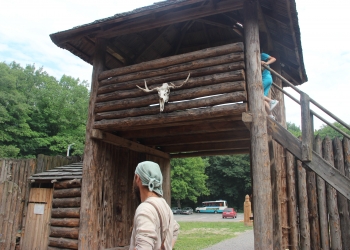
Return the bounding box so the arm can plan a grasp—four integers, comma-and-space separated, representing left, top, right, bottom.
94, 103, 247, 130
51, 208, 80, 218
99, 62, 245, 95
119, 120, 246, 139
161, 140, 250, 153
141, 130, 251, 146
333, 137, 350, 250
314, 135, 330, 250
54, 179, 81, 189
297, 160, 311, 249
53, 188, 81, 198
285, 151, 299, 250
91, 130, 169, 159
97, 77, 245, 107
306, 169, 320, 249
267, 117, 350, 200
50, 226, 79, 239
99, 52, 244, 85
21, 188, 53, 250
344, 138, 350, 223
323, 136, 342, 250
51, 218, 80, 227
170, 149, 249, 158
268, 138, 282, 250
49, 237, 78, 249
95, 71, 245, 113
96, 89, 246, 120
301, 92, 312, 161
98, 0, 244, 38
99, 42, 244, 80
244, 1, 273, 248
53, 197, 81, 208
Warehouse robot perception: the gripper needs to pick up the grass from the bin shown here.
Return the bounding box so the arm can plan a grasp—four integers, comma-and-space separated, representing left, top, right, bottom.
174, 221, 253, 250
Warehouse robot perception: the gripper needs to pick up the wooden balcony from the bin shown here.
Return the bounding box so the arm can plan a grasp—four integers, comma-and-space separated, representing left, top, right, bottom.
93, 43, 250, 157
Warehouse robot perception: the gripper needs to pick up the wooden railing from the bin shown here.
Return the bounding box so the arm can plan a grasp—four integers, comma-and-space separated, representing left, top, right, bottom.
263, 64, 350, 141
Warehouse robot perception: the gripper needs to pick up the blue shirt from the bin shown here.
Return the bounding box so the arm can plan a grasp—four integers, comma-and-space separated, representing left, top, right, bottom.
261, 53, 272, 80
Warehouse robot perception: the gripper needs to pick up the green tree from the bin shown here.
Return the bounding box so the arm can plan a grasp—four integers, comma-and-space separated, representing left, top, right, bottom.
203, 154, 251, 210
315, 122, 350, 139
0, 62, 89, 158
287, 122, 302, 138
171, 157, 210, 208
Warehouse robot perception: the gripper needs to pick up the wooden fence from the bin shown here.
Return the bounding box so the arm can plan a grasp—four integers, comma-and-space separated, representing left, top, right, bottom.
0, 155, 80, 250
278, 135, 350, 250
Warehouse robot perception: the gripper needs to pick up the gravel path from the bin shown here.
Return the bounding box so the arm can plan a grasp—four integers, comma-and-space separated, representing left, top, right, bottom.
201, 229, 254, 250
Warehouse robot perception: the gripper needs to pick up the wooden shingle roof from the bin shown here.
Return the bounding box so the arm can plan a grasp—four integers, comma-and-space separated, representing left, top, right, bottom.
50, 0, 307, 86
29, 162, 83, 183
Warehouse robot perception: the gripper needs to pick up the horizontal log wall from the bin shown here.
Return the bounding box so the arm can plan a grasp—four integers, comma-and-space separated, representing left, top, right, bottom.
0, 155, 80, 250
95, 42, 246, 130
49, 179, 82, 249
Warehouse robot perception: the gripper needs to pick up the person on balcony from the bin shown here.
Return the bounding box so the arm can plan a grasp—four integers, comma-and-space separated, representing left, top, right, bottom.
261, 52, 279, 119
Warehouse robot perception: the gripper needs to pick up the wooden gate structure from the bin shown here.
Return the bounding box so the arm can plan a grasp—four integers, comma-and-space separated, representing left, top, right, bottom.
49, 0, 350, 249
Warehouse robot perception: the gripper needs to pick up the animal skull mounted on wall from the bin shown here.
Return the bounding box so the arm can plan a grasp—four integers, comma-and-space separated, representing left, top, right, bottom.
136, 73, 191, 112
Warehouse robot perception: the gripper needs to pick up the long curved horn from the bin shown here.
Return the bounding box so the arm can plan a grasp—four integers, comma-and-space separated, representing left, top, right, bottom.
169, 73, 191, 89
136, 80, 158, 92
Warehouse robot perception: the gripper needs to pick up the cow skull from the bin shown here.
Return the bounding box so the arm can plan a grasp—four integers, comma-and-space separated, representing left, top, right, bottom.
136, 73, 190, 112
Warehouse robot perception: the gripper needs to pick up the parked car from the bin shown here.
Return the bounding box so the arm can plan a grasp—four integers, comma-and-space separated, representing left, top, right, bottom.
222, 207, 237, 219
172, 207, 182, 214
181, 207, 193, 215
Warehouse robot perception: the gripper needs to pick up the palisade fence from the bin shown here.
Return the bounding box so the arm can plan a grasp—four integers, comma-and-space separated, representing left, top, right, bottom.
0, 154, 81, 250
280, 135, 350, 250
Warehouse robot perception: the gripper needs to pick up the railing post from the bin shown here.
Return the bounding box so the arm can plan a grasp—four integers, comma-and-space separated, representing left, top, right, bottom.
301, 92, 312, 162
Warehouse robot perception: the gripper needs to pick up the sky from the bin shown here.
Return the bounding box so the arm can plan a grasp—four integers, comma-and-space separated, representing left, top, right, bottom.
1, 0, 350, 130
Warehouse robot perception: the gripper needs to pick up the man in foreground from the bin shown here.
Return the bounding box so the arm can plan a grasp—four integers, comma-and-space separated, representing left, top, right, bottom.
130, 161, 180, 250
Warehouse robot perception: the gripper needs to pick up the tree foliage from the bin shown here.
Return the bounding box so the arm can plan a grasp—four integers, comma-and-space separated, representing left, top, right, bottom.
315, 122, 350, 139
0, 62, 89, 158
202, 154, 251, 210
171, 157, 210, 207
287, 122, 302, 138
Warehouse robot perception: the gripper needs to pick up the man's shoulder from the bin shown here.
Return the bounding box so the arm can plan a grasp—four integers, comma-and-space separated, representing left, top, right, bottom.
261, 52, 270, 61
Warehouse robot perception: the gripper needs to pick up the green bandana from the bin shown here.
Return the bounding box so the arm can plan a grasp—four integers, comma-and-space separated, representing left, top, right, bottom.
135, 161, 163, 196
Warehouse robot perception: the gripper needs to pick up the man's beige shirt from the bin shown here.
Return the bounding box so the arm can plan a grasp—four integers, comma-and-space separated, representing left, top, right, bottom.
129, 197, 180, 250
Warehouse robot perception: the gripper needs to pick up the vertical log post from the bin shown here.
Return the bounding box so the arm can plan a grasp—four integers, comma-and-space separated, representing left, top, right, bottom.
79, 38, 106, 249
343, 138, 350, 220
244, 1, 273, 249
285, 151, 299, 250
268, 137, 282, 249
297, 160, 311, 250
301, 92, 312, 162
323, 136, 342, 250
314, 135, 330, 250
333, 137, 350, 250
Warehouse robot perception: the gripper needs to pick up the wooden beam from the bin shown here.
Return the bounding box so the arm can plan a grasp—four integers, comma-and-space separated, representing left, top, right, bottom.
98, 63, 245, 94
134, 26, 171, 62
301, 92, 312, 161
98, 0, 244, 38
141, 130, 251, 146
96, 91, 246, 120
94, 103, 247, 130
51, 0, 206, 45
99, 52, 244, 86
267, 117, 350, 200
170, 149, 249, 158
118, 120, 247, 139
161, 139, 250, 153
99, 35, 243, 81
244, 1, 273, 248
79, 38, 106, 250
91, 129, 169, 159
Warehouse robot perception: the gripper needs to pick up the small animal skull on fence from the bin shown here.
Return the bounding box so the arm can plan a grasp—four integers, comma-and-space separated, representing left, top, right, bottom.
136, 73, 191, 112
